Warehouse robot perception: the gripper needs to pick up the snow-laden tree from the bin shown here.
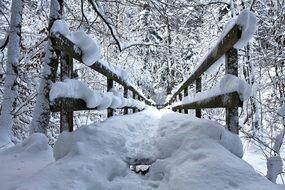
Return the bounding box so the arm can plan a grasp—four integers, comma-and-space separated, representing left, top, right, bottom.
0, 0, 25, 146
30, 0, 63, 135
0, 0, 24, 148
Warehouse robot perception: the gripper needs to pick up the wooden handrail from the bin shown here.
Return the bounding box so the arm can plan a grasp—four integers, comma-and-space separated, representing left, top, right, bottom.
50, 32, 152, 132
50, 98, 142, 112
169, 24, 242, 102
168, 24, 244, 134
171, 92, 242, 111
52, 33, 151, 105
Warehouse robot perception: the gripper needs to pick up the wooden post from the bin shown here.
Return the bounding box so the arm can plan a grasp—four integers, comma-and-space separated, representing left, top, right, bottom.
133, 91, 137, 113
133, 92, 136, 113
136, 94, 142, 112
195, 77, 202, 118
178, 93, 182, 113
146, 96, 150, 105
225, 48, 239, 134
107, 78, 113, 117
184, 87, 188, 114
124, 87, 128, 115
60, 52, 73, 132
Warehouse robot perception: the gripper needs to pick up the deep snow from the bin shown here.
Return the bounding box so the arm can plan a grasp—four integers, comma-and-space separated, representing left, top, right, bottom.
0, 108, 284, 190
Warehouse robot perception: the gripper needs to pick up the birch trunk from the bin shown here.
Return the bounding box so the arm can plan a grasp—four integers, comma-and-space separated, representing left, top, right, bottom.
0, 0, 24, 147
30, 0, 63, 134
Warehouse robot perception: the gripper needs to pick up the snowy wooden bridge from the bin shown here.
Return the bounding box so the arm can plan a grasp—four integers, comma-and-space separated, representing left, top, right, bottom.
1, 1, 285, 189
48, 12, 252, 135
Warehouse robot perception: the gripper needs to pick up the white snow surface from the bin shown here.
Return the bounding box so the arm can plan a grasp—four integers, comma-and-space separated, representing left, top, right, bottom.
51, 20, 102, 65
0, 109, 283, 190
0, 133, 54, 190
173, 74, 251, 107
222, 9, 257, 49
242, 140, 285, 184
50, 79, 145, 110
278, 105, 285, 118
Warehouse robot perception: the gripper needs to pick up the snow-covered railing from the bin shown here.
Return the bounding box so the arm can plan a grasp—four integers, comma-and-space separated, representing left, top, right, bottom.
48, 20, 152, 132
168, 10, 256, 134
51, 33, 151, 105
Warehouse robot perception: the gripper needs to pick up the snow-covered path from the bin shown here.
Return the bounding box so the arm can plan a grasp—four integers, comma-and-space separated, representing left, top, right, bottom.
0, 108, 284, 190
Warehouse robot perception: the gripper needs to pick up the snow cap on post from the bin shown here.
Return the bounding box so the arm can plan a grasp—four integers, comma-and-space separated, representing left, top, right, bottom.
222, 9, 257, 49
50, 19, 103, 66
234, 9, 257, 48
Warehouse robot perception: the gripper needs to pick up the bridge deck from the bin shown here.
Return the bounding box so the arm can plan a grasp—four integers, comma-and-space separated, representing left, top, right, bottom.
0, 108, 282, 190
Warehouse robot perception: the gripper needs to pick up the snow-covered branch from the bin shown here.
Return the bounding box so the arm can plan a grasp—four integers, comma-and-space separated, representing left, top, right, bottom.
87, 0, 123, 51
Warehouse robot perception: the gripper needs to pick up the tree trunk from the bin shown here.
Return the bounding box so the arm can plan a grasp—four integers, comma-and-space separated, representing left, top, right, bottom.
30, 0, 63, 134
0, 0, 24, 147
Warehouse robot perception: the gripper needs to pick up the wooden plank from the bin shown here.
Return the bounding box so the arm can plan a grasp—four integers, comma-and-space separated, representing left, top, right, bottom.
225, 48, 239, 134
124, 87, 128, 115
60, 52, 73, 132
133, 92, 136, 113
178, 94, 182, 113
183, 87, 188, 114
51, 98, 87, 112
107, 78, 113, 117
170, 25, 242, 102
52, 33, 149, 103
50, 98, 142, 112
195, 77, 202, 118
171, 92, 243, 111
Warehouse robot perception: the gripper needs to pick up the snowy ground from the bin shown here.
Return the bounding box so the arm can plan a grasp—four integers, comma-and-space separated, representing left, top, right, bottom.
0, 108, 284, 190
242, 140, 285, 184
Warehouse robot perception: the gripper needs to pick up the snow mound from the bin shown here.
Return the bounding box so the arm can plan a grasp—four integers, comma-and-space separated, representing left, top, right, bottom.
49, 79, 146, 110
219, 74, 252, 101
70, 30, 102, 66
0, 134, 54, 190
4, 133, 51, 155
278, 105, 285, 117
51, 20, 102, 65
49, 78, 102, 108
155, 112, 243, 159
7, 109, 284, 190
222, 9, 257, 49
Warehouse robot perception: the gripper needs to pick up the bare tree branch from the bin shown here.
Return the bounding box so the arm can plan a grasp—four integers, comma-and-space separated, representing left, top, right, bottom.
88, 0, 122, 51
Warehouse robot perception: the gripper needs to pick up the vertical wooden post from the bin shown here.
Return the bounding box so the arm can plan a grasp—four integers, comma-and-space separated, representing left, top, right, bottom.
137, 96, 141, 112
133, 92, 136, 113
107, 78, 113, 117
178, 93, 182, 113
146, 96, 150, 105
60, 52, 73, 132
124, 87, 128, 115
184, 87, 188, 114
195, 77, 202, 118
225, 48, 239, 134
173, 96, 177, 112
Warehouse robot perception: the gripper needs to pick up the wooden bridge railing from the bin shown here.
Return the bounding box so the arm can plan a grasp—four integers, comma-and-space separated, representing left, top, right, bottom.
167, 24, 244, 134
50, 33, 151, 132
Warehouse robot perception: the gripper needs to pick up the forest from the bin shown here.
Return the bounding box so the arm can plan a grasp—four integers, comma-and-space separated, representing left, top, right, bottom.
0, 0, 284, 189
